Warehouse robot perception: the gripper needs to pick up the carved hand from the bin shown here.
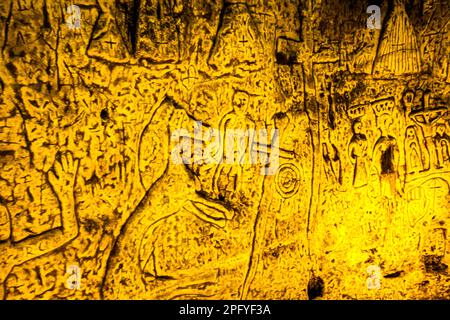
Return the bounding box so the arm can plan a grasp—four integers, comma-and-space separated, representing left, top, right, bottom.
48, 152, 80, 204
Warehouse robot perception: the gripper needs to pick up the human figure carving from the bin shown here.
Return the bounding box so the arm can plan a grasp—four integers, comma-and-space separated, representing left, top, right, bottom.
0, 152, 79, 299
348, 119, 369, 188
433, 124, 450, 168
322, 142, 342, 185
103, 100, 234, 299
405, 125, 424, 174
373, 116, 399, 197
213, 91, 256, 198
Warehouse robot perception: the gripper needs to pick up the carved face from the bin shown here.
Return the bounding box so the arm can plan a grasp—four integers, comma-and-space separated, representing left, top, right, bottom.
274, 114, 289, 130
402, 91, 414, 108
378, 115, 393, 132
233, 91, 249, 114
353, 121, 362, 134
436, 124, 446, 137
406, 127, 416, 140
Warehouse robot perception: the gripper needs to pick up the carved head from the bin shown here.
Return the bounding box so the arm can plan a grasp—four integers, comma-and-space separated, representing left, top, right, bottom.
273, 112, 290, 130
352, 119, 363, 134
232, 91, 249, 115
405, 126, 417, 141
436, 124, 446, 137
378, 114, 393, 132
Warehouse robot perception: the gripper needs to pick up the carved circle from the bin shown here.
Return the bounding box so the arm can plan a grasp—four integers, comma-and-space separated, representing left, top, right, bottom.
275, 163, 301, 199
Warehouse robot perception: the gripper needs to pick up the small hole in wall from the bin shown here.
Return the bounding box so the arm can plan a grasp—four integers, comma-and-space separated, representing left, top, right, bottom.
307, 276, 324, 300
101, 108, 109, 121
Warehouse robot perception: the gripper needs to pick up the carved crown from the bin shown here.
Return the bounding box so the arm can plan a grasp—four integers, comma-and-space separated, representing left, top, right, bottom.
347, 104, 367, 120
372, 97, 395, 117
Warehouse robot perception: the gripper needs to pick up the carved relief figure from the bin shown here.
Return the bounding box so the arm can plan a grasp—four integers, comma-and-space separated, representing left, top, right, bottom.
349, 119, 369, 188
405, 125, 424, 174
103, 101, 237, 299
322, 142, 342, 185
434, 124, 450, 168
372, 100, 399, 197
214, 91, 256, 198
